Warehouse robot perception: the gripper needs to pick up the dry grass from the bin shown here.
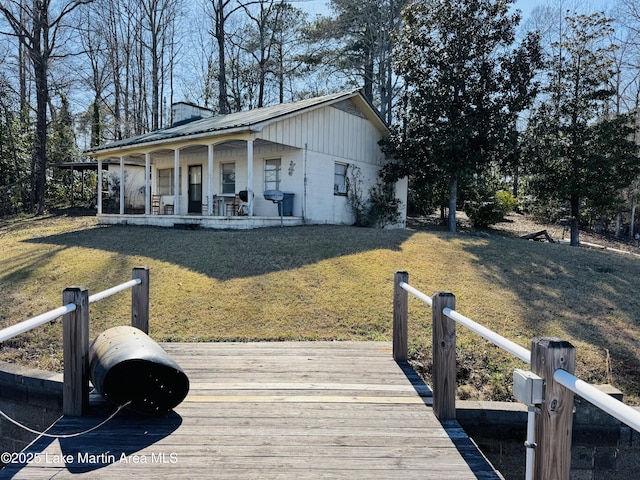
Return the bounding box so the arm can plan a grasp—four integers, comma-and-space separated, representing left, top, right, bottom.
2, 210, 640, 404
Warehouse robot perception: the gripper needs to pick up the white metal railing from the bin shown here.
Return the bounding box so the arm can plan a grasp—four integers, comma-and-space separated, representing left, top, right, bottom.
0, 268, 149, 417
401, 280, 530, 362
0, 304, 77, 343
399, 281, 433, 307
442, 307, 532, 364
88, 278, 141, 304
554, 368, 640, 433
395, 272, 640, 480
400, 278, 640, 433
0, 278, 142, 344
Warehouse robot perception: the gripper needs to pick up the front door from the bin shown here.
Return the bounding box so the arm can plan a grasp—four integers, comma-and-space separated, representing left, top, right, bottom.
188, 165, 202, 214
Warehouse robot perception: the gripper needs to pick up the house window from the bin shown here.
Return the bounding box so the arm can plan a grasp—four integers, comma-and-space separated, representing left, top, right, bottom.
157, 168, 181, 195
221, 163, 236, 194
334, 163, 348, 195
264, 158, 281, 191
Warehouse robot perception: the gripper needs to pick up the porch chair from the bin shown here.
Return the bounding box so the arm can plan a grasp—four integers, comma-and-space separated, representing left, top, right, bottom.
151, 195, 161, 215
163, 195, 174, 215
226, 195, 240, 216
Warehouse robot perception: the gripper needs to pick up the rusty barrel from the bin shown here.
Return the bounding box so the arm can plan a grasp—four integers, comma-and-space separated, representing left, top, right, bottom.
89, 326, 189, 415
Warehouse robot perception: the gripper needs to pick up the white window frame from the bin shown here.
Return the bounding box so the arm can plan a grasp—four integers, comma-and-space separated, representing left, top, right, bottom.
334, 162, 348, 195
157, 167, 181, 195
264, 158, 282, 191
221, 162, 236, 194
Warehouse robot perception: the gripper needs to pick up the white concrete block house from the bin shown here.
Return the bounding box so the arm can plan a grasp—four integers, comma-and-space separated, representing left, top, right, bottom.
86, 89, 407, 229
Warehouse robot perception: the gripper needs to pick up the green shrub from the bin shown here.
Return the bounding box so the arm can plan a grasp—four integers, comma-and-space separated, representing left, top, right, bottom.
464, 190, 517, 228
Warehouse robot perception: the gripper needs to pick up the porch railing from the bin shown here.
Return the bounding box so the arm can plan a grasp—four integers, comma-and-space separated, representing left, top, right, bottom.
0, 267, 150, 417
393, 271, 640, 480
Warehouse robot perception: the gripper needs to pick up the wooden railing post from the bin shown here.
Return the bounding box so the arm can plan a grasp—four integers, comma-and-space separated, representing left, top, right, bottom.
132, 267, 150, 334
531, 337, 576, 480
62, 286, 90, 417
432, 292, 456, 420
393, 271, 409, 362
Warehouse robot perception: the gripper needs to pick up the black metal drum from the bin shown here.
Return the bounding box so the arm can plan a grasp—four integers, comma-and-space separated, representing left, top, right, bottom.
89, 326, 189, 415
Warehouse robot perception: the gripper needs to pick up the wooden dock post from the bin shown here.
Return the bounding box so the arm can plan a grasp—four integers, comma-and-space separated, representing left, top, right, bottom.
393, 271, 409, 362
432, 292, 457, 420
132, 267, 150, 334
531, 337, 576, 480
62, 287, 90, 417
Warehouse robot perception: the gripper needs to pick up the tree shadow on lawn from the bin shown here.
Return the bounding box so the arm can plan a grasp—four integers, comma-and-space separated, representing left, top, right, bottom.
24, 224, 415, 282
461, 234, 640, 400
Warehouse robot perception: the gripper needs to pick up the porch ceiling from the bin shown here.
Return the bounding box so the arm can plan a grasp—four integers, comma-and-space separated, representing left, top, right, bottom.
97, 138, 279, 161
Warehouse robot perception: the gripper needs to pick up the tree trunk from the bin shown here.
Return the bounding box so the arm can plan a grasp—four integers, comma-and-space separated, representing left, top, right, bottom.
448, 175, 457, 233
33, 2, 49, 216
90, 100, 101, 147
631, 197, 637, 240
570, 194, 580, 247
215, 0, 229, 114
18, 0, 27, 111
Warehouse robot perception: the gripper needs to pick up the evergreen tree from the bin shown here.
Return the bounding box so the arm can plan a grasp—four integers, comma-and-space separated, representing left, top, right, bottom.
381, 0, 541, 232
525, 12, 640, 246
48, 95, 79, 206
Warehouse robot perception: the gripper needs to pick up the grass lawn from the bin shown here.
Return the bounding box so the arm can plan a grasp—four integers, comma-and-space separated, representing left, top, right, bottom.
2, 211, 640, 404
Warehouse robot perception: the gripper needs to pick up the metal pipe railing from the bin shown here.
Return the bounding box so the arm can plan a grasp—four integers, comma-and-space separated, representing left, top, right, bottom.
398, 277, 640, 435
0, 277, 142, 344
0, 304, 77, 343
399, 281, 433, 307
554, 368, 640, 433
394, 272, 640, 479
88, 278, 141, 304
443, 307, 532, 364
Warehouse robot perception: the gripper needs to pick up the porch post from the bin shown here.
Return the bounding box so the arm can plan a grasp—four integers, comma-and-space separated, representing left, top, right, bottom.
145, 152, 151, 215
247, 137, 254, 216
174, 148, 180, 215
119, 156, 125, 214
97, 159, 103, 214
207, 144, 214, 215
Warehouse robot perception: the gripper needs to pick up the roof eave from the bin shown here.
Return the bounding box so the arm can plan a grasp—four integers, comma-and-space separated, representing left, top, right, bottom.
86, 125, 259, 157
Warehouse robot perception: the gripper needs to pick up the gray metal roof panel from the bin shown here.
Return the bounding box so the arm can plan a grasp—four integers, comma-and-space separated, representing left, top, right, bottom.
87, 90, 384, 154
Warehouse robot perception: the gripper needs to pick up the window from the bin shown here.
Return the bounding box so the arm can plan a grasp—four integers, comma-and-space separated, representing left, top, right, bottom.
221, 163, 236, 194
157, 168, 181, 195
264, 158, 281, 191
334, 163, 348, 195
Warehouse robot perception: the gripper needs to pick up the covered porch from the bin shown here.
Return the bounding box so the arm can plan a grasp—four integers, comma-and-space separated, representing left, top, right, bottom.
93, 133, 305, 229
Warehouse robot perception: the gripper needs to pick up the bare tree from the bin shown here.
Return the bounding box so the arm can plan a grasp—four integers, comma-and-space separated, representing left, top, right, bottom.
238, 0, 307, 107
139, 0, 182, 130
0, 0, 92, 214
209, 0, 238, 114
78, 6, 111, 147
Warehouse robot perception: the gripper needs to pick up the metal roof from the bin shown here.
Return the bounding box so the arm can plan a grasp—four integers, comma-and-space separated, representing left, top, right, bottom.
87, 89, 387, 155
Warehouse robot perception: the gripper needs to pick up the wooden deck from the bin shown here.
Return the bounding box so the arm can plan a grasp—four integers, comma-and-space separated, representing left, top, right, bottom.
2, 342, 502, 479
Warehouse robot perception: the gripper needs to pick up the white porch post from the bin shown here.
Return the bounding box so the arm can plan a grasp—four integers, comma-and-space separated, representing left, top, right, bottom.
247, 137, 254, 216
119, 156, 125, 214
207, 144, 214, 215
97, 159, 103, 214
174, 148, 180, 215
145, 152, 151, 215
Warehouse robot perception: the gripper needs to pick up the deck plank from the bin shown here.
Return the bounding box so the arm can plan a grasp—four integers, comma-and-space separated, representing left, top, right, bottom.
1, 342, 502, 479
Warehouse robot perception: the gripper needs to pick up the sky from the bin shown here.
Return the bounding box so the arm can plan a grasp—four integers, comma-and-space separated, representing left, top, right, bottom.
297, 0, 615, 20
514, 0, 612, 19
